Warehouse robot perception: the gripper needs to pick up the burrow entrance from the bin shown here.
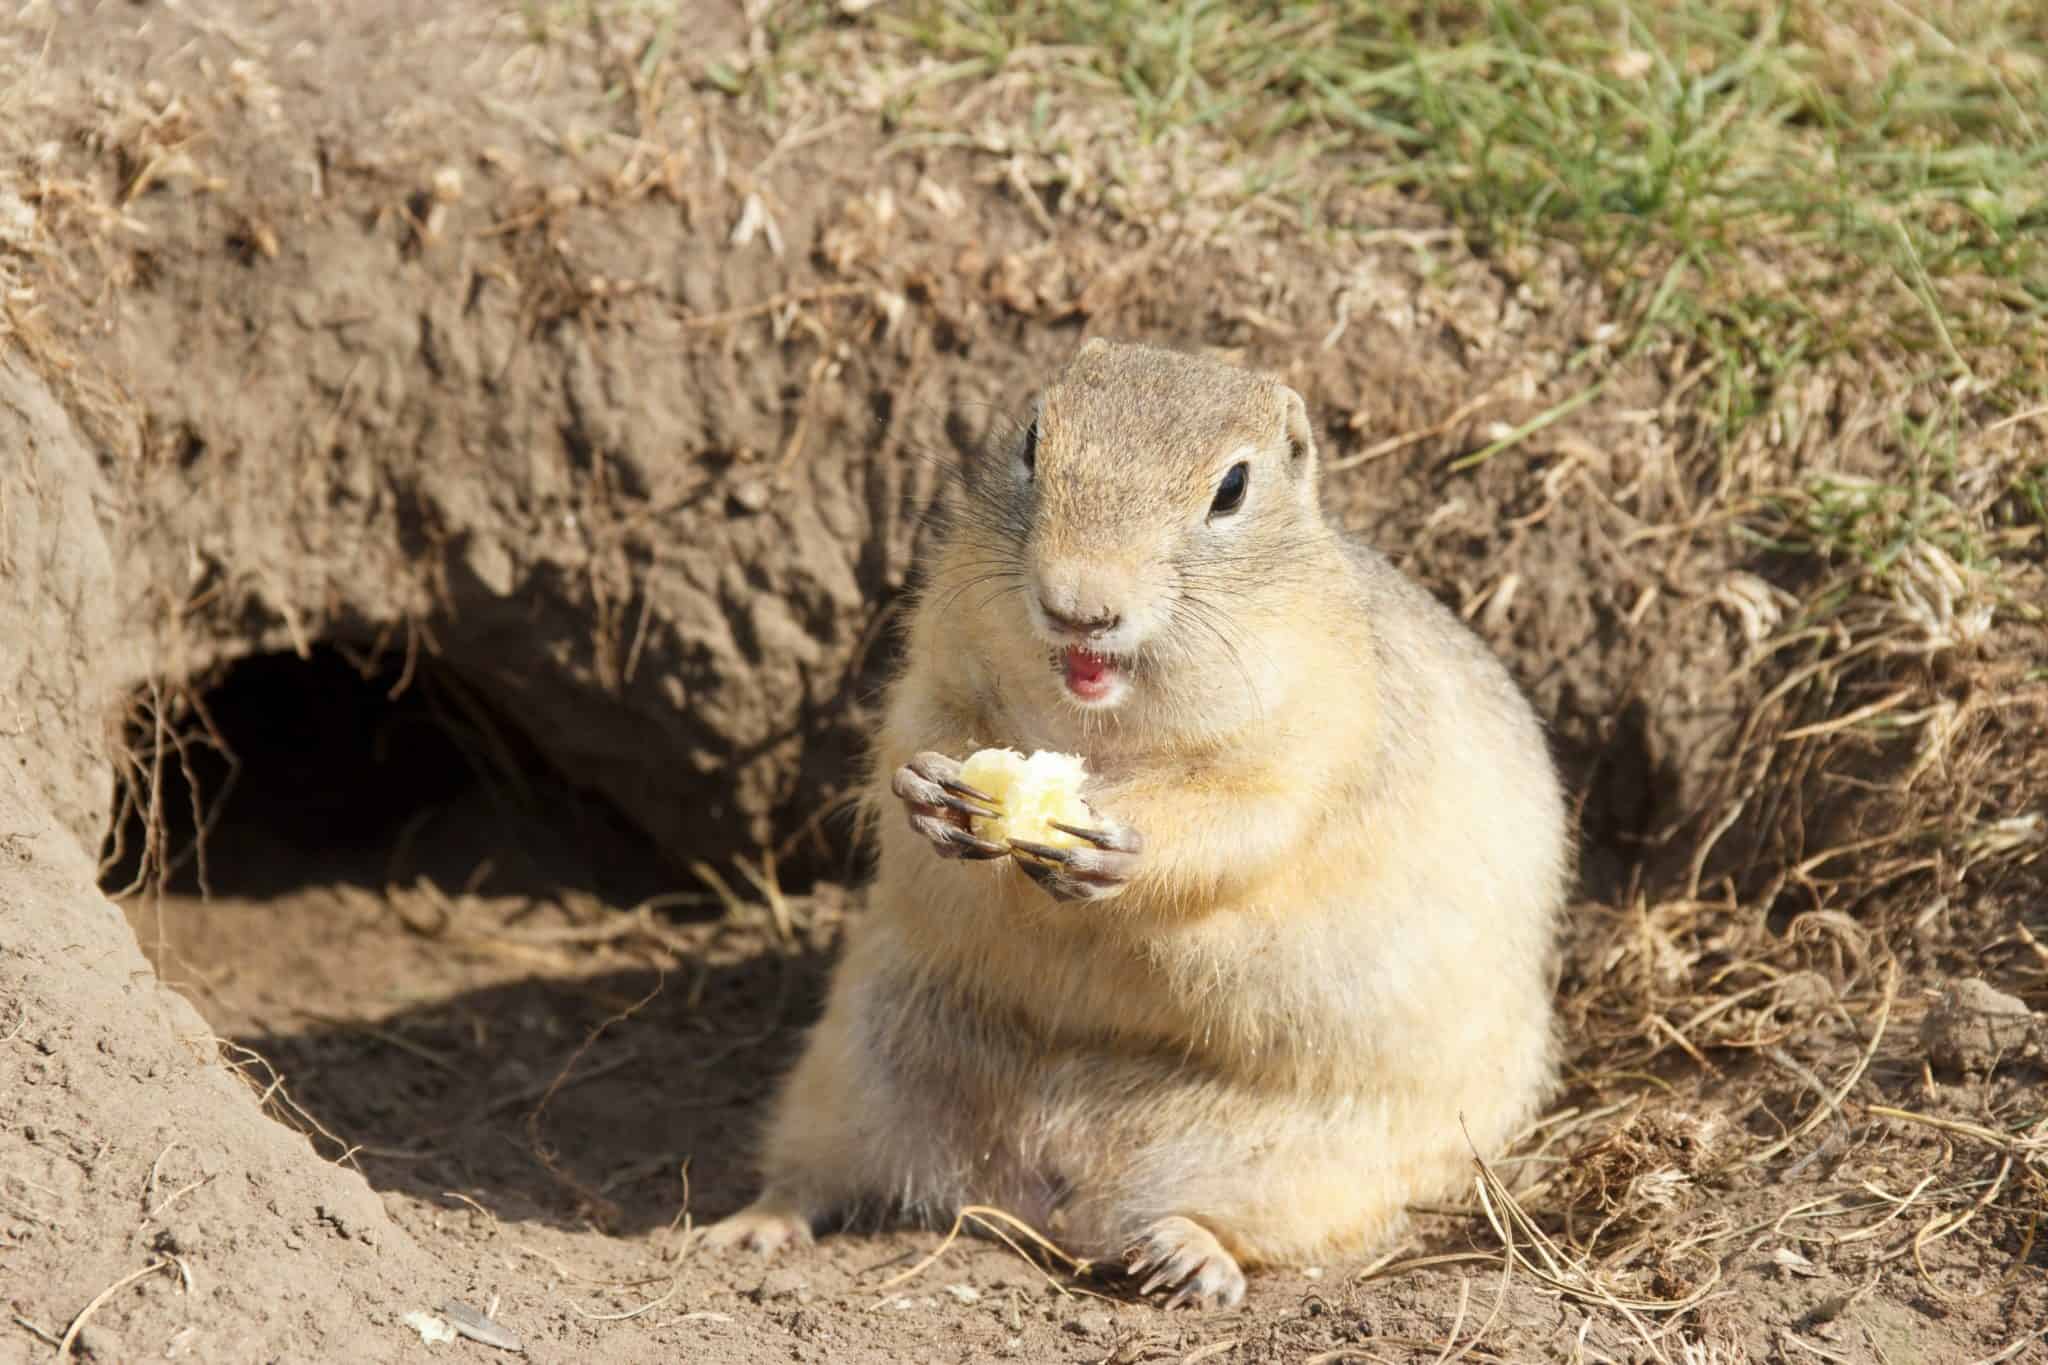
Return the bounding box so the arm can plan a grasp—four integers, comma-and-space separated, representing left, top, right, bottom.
92, 645, 829, 1245
98, 644, 677, 905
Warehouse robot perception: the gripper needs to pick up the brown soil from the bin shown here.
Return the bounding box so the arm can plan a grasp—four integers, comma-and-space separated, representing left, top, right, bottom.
3, 2, 2043, 1363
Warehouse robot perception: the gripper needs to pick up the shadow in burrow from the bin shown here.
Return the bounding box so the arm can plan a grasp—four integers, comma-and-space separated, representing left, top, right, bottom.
95, 638, 846, 1236
97, 642, 701, 906
233, 948, 836, 1239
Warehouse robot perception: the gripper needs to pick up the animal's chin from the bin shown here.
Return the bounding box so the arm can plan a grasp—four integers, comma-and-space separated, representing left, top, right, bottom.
1054, 644, 1132, 709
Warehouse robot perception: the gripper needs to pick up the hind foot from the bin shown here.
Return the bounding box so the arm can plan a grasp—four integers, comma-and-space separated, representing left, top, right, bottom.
1123, 1215, 1246, 1310
698, 1200, 814, 1255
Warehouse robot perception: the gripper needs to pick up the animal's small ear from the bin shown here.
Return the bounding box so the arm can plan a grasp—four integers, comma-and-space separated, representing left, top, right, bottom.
1280, 385, 1318, 480
1076, 336, 1112, 362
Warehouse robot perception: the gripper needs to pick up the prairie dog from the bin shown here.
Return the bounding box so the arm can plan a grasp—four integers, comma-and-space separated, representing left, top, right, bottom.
704, 340, 1570, 1308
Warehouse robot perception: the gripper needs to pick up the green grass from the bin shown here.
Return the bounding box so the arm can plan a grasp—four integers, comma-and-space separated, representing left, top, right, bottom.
1741, 471, 2003, 626
1748, 475, 1989, 571
1735, 395, 2043, 631
753, 0, 2047, 439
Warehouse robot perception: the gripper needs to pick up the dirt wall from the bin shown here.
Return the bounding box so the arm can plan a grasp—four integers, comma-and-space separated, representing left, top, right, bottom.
2, 354, 461, 1364
1, 357, 124, 853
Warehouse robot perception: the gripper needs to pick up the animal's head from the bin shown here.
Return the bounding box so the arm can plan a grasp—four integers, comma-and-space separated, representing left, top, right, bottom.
945, 339, 1334, 737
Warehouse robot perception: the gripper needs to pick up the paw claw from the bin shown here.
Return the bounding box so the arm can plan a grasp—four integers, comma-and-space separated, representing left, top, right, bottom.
1007, 838, 1072, 865
940, 793, 1000, 821
910, 813, 1006, 860
941, 825, 1008, 859
1048, 820, 1143, 854
937, 776, 996, 804
1120, 1217, 1245, 1311
896, 752, 1006, 860
1013, 819, 1143, 902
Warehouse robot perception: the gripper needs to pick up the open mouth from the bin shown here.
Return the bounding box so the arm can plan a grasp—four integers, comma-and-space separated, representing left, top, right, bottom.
1057, 644, 1127, 706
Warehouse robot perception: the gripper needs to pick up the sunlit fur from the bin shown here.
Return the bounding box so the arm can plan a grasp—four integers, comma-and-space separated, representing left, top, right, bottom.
719, 339, 1571, 1273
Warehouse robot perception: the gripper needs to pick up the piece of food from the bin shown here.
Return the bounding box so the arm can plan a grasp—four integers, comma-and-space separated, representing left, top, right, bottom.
958, 747, 1092, 851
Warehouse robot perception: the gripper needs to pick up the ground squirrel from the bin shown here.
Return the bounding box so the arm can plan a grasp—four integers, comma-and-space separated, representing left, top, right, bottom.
704, 340, 1570, 1308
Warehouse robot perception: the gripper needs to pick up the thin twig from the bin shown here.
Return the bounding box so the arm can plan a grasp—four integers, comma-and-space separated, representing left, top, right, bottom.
58, 1258, 177, 1358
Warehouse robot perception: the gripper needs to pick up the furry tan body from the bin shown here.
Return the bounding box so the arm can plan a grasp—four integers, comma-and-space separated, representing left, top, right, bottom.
705, 341, 1569, 1306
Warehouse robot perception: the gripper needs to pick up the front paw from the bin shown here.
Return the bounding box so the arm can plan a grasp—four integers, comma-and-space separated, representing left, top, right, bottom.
1010, 809, 1143, 902
890, 751, 1007, 860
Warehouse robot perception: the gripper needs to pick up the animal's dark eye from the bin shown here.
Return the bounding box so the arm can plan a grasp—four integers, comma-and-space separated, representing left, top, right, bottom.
1210, 462, 1249, 517
1020, 421, 1039, 477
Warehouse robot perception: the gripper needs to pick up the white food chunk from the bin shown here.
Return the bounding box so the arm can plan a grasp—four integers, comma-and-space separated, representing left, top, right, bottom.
958, 748, 1091, 850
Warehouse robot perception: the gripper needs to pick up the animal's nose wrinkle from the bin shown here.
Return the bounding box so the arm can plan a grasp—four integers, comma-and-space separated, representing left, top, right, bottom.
1040, 600, 1122, 638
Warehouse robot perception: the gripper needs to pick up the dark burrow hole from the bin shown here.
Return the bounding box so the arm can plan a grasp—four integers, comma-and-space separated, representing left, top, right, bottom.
92, 647, 819, 1240
1564, 698, 1672, 905
98, 644, 676, 904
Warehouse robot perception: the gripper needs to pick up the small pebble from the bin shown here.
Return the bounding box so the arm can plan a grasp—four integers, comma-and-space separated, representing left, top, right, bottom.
1920, 977, 2036, 1074
728, 479, 772, 514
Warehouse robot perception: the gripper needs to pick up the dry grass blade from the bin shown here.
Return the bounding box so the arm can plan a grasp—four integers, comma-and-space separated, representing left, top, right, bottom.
1724, 961, 1898, 1173
1430, 1276, 1471, 1365
12, 1316, 62, 1349
875, 1204, 1093, 1297
1866, 1106, 2048, 1163
214, 1040, 364, 1167
678, 282, 871, 331
1356, 1250, 1504, 1281
1471, 1147, 1722, 1321
1306, 1341, 1518, 1365
522, 973, 665, 1226
566, 1276, 682, 1322
1967, 1326, 2048, 1365
57, 1257, 178, 1358
731, 850, 797, 948
1906, 1155, 2014, 1298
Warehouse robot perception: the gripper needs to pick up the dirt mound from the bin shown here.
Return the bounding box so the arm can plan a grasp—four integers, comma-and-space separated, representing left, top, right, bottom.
0, 354, 461, 1363
4, 1, 2043, 1362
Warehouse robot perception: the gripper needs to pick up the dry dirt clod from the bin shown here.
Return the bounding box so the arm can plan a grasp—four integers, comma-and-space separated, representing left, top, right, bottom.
1063, 1307, 1115, 1338
752, 1266, 811, 1303
1919, 977, 2038, 1075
